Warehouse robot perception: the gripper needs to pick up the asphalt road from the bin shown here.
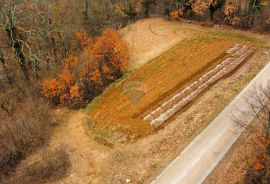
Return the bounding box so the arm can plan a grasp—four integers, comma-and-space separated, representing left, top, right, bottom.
150, 62, 270, 184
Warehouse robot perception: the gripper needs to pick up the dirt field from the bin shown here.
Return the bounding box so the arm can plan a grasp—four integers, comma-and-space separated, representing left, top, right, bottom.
119, 18, 187, 69
83, 50, 269, 184
90, 38, 237, 139
93, 51, 270, 184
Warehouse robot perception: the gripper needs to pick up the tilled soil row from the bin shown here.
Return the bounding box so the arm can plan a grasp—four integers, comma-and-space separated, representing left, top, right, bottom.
143, 45, 256, 125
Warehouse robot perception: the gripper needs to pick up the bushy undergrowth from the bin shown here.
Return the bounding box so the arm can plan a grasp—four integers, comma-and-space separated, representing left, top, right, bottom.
2, 146, 70, 184
24, 146, 70, 183
244, 157, 270, 184
0, 97, 53, 182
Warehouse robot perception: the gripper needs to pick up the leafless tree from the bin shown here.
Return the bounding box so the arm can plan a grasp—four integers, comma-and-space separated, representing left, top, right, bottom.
233, 82, 270, 183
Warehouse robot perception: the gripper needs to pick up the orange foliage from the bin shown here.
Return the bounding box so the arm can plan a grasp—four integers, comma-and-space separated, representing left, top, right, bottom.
42, 57, 75, 104
90, 69, 102, 84
59, 68, 72, 87
253, 161, 264, 171
41, 78, 60, 98
191, 0, 211, 16
79, 58, 102, 84
70, 83, 81, 100
224, 4, 241, 26
74, 31, 92, 48
62, 55, 78, 69
170, 9, 183, 20
92, 29, 129, 74
42, 29, 129, 107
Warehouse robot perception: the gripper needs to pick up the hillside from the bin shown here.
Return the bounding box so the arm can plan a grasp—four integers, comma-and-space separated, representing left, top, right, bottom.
1, 14, 270, 184
70, 19, 270, 183
119, 18, 187, 68
1, 0, 270, 184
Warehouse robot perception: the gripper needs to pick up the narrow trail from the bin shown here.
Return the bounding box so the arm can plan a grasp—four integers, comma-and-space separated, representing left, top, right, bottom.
48, 109, 110, 184
49, 110, 93, 184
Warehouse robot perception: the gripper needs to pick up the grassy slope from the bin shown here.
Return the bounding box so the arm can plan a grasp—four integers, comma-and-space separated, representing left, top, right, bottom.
87, 21, 269, 141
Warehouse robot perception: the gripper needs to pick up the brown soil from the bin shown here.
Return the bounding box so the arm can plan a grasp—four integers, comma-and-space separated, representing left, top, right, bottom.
47, 110, 102, 184
94, 50, 270, 184
91, 18, 270, 141
4, 109, 110, 184
90, 37, 238, 140
119, 18, 187, 69
143, 45, 256, 125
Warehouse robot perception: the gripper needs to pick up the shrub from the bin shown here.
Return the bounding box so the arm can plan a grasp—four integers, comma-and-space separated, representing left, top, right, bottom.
0, 97, 52, 181
244, 158, 270, 184
25, 146, 70, 183
41, 29, 129, 108
170, 9, 183, 20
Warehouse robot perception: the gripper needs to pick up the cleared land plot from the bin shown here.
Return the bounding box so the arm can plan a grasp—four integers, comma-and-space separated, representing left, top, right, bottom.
28, 20, 269, 184
89, 33, 254, 140
95, 50, 270, 184
71, 20, 270, 184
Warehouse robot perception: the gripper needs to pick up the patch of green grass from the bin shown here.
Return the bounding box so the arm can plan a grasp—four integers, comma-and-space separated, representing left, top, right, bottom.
191, 32, 214, 44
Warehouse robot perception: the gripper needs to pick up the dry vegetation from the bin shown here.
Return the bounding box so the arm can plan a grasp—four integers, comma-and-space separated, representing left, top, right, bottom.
0, 14, 269, 183
1, 0, 270, 183
0, 97, 53, 181
2, 19, 268, 184
2, 146, 70, 184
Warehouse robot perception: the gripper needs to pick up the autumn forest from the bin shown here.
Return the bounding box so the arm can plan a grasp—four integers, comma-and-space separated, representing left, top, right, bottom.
0, 0, 270, 184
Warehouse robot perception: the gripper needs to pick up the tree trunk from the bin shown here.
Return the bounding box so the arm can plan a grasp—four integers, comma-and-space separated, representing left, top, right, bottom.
0, 50, 13, 84
15, 42, 30, 82
5, 19, 30, 82
48, 19, 58, 63
210, 9, 215, 21
50, 35, 57, 62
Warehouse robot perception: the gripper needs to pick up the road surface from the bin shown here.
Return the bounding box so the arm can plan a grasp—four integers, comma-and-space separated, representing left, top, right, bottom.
150, 62, 270, 184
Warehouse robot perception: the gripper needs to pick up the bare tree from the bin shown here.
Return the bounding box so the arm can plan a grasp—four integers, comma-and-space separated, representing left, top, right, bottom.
233, 82, 270, 183
0, 1, 30, 81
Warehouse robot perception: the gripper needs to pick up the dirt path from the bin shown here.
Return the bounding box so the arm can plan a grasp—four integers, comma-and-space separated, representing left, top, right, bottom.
150, 62, 270, 184
48, 110, 93, 184
48, 109, 110, 184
